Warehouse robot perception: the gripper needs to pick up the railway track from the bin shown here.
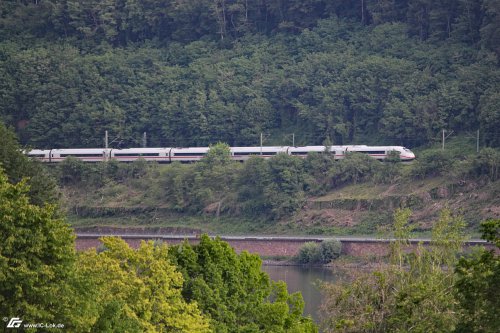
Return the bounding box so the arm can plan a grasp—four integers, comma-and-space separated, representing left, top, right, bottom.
75, 233, 491, 257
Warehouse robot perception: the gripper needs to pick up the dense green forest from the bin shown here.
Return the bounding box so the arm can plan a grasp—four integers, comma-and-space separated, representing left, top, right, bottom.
1, 0, 499, 148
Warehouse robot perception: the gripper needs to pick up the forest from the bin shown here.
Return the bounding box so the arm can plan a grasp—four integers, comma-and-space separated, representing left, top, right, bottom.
1, 0, 500, 149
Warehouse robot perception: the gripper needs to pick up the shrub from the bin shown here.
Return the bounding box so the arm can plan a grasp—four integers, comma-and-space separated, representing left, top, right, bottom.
318, 239, 342, 263
470, 147, 500, 181
297, 239, 342, 264
297, 242, 321, 264
410, 149, 455, 178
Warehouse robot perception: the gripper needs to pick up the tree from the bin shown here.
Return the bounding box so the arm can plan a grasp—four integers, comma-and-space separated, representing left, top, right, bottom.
236, 156, 272, 215
320, 208, 466, 332
454, 219, 500, 333
76, 237, 211, 333
0, 168, 76, 328
264, 154, 306, 219
0, 123, 58, 205
479, 89, 500, 147
169, 235, 317, 333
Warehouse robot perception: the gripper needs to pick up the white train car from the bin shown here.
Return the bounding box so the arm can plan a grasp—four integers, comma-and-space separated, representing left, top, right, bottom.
170, 147, 210, 162
344, 145, 415, 161
288, 146, 346, 158
24, 145, 415, 163
231, 146, 289, 161
111, 148, 172, 162
25, 149, 51, 162
49, 148, 110, 162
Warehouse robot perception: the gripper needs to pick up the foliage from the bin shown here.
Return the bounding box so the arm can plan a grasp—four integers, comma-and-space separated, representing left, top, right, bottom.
470, 148, 500, 181
329, 153, 382, 186
0, 168, 76, 330
76, 237, 211, 333
303, 150, 336, 195
168, 235, 317, 333
236, 157, 272, 215
297, 242, 321, 265
297, 240, 342, 265
264, 154, 306, 219
0, 123, 58, 205
320, 208, 466, 332
410, 149, 456, 178
454, 219, 500, 332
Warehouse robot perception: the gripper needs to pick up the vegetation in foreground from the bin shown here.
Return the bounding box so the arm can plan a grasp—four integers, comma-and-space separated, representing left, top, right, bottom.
320, 210, 500, 333
0, 167, 316, 332
0, 126, 317, 332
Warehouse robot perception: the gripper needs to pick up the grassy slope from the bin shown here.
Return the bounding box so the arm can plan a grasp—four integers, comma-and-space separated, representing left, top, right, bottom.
64, 175, 500, 237
63, 138, 500, 236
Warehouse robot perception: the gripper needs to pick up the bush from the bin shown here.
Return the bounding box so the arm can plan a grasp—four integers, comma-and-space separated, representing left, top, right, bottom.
297, 239, 342, 264
410, 149, 455, 179
319, 239, 342, 263
470, 148, 500, 181
330, 153, 382, 186
297, 242, 321, 264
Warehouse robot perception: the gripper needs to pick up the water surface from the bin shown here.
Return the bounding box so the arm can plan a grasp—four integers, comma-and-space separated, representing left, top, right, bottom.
262, 265, 340, 323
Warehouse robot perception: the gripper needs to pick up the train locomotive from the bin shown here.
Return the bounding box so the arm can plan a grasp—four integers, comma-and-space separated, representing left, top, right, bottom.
26, 145, 415, 163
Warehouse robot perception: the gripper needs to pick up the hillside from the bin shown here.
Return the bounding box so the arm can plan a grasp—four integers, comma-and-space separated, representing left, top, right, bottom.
58, 145, 500, 236
296, 178, 500, 236
64, 177, 500, 237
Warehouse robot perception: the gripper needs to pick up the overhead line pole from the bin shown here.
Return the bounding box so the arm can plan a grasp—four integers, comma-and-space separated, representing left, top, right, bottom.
477, 130, 480, 153
260, 133, 263, 155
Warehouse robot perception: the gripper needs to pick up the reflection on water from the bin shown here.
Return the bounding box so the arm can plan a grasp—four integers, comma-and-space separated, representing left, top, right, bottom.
262, 265, 340, 323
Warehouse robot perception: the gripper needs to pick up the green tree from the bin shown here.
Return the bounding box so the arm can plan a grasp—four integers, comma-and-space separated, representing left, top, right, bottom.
264, 154, 306, 219
470, 148, 500, 181
0, 168, 76, 329
169, 235, 317, 333
0, 123, 57, 205
76, 237, 211, 333
454, 219, 500, 333
236, 156, 272, 215
320, 208, 466, 332
479, 89, 500, 147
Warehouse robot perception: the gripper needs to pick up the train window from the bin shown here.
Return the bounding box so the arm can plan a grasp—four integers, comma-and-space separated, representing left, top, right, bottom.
114, 153, 159, 157
173, 153, 207, 156
28, 154, 46, 157
60, 154, 103, 157
291, 152, 308, 155
357, 151, 386, 155
235, 152, 259, 156
235, 152, 277, 156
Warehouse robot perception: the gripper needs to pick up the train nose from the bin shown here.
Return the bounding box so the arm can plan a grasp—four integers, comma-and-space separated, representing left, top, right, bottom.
405, 151, 415, 160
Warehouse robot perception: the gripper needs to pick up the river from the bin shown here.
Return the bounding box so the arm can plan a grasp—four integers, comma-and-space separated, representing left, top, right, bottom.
262, 265, 340, 324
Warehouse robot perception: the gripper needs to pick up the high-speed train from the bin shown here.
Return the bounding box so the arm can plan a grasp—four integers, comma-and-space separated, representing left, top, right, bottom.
26, 145, 415, 163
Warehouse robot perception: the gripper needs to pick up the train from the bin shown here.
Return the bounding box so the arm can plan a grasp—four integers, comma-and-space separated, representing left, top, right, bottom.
25, 145, 415, 163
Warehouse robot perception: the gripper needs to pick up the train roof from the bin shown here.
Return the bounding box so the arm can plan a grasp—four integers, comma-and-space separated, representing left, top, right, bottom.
171, 147, 210, 152
50, 148, 109, 153
25, 149, 50, 154
111, 148, 171, 152
231, 146, 289, 152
